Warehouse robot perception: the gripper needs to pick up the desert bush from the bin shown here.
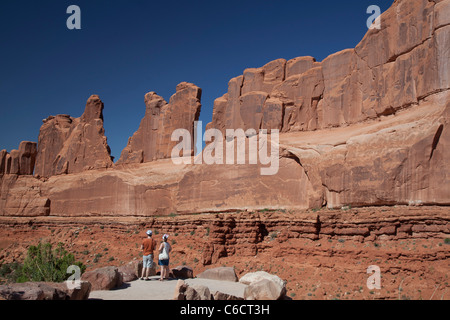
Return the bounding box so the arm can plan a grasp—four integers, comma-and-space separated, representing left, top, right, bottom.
0, 262, 22, 283
14, 242, 86, 283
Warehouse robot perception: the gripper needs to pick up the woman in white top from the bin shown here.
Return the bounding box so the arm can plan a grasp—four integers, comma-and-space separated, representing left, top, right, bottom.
158, 234, 172, 281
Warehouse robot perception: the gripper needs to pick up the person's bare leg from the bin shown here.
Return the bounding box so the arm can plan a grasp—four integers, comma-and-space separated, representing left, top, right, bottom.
160, 266, 164, 281
165, 266, 170, 279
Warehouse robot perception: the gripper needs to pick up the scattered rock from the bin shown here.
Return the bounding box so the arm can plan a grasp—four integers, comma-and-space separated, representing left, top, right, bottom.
173, 280, 212, 300
173, 279, 188, 300
213, 291, 244, 300
0, 283, 46, 300
186, 284, 212, 300
0, 281, 91, 300
171, 265, 194, 279
197, 267, 238, 282
173, 279, 243, 301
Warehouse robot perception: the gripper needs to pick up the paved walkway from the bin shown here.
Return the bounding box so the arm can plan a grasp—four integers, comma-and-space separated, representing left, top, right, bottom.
89, 276, 247, 300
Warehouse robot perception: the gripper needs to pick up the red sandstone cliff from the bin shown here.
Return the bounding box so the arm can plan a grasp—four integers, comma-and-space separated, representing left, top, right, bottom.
117, 82, 202, 164
0, 142, 37, 176
34, 95, 113, 178
0, 0, 448, 217
207, 0, 449, 134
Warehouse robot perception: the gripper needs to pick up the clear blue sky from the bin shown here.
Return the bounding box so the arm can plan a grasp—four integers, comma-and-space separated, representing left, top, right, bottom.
0, 0, 393, 161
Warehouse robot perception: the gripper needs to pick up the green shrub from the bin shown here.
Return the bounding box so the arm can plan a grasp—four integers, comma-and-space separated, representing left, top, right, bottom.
0, 262, 22, 283
15, 242, 86, 283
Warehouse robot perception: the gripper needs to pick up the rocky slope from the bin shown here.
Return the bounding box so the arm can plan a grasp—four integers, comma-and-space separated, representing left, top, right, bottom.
0, 206, 448, 300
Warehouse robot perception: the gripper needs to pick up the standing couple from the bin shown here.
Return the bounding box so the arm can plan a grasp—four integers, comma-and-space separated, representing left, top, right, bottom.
140, 230, 172, 281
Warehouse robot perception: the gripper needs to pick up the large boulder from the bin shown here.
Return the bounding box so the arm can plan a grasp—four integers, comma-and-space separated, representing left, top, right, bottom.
171, 265, 194, 279
244, 279, 286, 300
81, 266, 123, 291
185, 284, 212, 301
173, 280, 212, 300
197, 267, 238, 282
239, 271, 285, 287
0, 283, 47, 300
240, 271, 286, 300
118, 260, 146, 282
173, 279, 188, 300
53, 281, 91, 300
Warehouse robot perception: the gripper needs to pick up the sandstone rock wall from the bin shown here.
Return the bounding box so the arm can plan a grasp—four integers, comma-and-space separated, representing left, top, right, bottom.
0, 0, 448, 217
34, 95, 113, 178
281, 94, 450, 209
207, 0, 450, 134
117, 82, 202, 164
0, 175, 49, 217
0, 141, 48, 217
0, 142, 37, 176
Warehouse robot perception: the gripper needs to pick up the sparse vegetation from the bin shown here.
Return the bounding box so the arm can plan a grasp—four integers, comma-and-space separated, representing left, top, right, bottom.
93, 253, 103, 263
0, 242, 85, 283
269, 231, 278, 240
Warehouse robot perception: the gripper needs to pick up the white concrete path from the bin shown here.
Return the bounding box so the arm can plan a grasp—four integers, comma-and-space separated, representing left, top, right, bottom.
89, 276, 247, 300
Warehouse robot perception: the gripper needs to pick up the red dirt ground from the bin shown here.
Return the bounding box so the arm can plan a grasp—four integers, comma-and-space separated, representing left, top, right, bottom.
0, 206, 449, 300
